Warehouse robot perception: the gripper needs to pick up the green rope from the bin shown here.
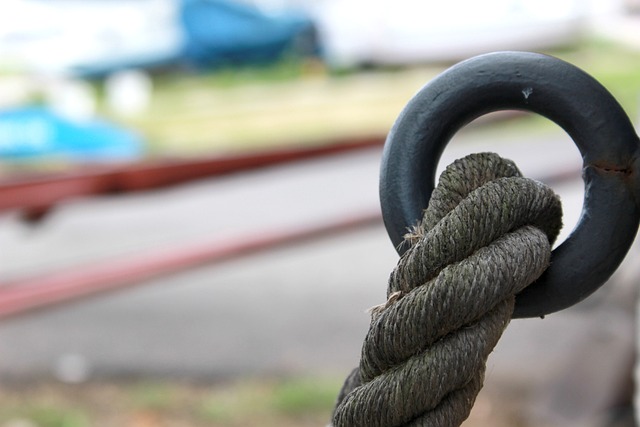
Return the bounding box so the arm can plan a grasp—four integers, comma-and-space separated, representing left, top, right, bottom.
332, 153, 563, 427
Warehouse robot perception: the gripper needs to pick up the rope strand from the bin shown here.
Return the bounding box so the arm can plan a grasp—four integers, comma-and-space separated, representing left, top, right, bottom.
332, 153, 562, 427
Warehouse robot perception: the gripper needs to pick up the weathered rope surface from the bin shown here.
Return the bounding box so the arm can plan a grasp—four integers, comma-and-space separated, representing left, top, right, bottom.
331, 153, 563, 427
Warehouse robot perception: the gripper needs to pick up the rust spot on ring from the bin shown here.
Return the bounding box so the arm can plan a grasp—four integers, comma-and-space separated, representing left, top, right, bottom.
590, 162, 633, 177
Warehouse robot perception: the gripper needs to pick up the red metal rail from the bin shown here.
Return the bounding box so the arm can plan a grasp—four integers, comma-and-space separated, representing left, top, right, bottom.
0, 135, 385, 219
0, 212, 382, 319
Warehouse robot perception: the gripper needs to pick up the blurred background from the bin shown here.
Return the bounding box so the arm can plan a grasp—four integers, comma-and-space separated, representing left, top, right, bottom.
1, 0, 640, 426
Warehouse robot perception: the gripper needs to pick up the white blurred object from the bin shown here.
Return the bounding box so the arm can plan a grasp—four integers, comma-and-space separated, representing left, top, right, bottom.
105, 70, 152, 117
0, 76, 35, 109
45, 79, 96, 122
588, 8, 640, 49
311, 0, 588, 67
53, 353, 91, 384
254, 0, 627, 67
0, 0, 183, 77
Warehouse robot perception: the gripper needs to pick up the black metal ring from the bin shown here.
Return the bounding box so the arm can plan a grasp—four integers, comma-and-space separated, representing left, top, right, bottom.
379, 51, 640, 318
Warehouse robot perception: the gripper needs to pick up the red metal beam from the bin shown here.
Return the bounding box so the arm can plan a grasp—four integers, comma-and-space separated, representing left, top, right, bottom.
0, 211, 382, 319
0, 135, 385, 216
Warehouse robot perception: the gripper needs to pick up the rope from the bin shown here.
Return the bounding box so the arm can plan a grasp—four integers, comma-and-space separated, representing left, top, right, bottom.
332, 153, 563, 427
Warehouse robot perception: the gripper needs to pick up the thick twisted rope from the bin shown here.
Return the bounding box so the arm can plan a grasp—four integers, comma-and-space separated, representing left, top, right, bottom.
332, 153, 563, 427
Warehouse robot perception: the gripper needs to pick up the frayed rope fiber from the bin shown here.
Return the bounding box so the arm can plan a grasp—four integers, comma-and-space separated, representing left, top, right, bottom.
331, 153, 563, 427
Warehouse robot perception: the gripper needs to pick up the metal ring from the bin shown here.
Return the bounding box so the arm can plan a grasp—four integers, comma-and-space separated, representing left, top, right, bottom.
379, 51, 640, 318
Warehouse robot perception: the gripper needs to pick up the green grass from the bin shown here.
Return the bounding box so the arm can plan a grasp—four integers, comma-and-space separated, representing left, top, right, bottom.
101, 36, 640, 158
128, 381, 177, 411
0, 376, 526, 426
0, 405, 89, 427
154, 55, 319, 91
99, 56, 441, 156
198, 377, 341, 424
270, 377, 340, 416
0, 378, 342, 427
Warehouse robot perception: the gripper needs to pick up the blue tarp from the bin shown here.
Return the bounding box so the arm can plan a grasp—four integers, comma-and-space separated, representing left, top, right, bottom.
180, 0, 319, 68
0, 107, 143, 161
1, 0, 320, 78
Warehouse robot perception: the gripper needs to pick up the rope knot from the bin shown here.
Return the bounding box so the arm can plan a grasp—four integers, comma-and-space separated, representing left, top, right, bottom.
332, 153, 562, 427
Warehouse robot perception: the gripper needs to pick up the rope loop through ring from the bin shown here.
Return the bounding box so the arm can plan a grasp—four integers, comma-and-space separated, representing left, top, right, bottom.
379, 51, 640, 318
